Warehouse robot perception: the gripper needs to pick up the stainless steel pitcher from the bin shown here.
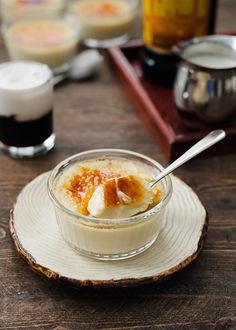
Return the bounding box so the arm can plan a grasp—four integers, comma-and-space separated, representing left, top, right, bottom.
173, 35, 236, 123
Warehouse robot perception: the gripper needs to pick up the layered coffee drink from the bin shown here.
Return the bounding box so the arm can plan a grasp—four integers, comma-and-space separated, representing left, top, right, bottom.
0, 61, 55, 157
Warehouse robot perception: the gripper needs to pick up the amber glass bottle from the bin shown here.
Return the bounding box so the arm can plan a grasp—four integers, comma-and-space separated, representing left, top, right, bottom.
141, 0, 218, 86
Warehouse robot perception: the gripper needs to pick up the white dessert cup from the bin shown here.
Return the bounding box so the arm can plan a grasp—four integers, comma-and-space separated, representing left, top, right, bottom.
48, 149, 172, 260
2, 17, 80, 73
69, 0, 138, 48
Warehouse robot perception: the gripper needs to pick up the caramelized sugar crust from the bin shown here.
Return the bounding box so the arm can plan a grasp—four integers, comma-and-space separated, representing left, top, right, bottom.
9, 21, 73, 44
104, 176, 144, 208
80, 3, 121, 16
60, 166, 162, 216
65, 167, 118, 215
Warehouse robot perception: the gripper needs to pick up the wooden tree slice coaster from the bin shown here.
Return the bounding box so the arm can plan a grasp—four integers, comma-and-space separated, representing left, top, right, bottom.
9, 172, 208, 288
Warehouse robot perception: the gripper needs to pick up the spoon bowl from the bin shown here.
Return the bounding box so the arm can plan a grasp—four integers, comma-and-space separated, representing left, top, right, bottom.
53, 49, 103, 85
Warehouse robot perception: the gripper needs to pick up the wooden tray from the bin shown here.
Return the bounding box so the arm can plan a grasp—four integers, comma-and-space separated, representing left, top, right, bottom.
107, 40, 236, 161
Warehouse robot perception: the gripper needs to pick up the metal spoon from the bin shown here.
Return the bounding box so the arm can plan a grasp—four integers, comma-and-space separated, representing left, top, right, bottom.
88, 130, 225, 219
53, 49, 103, 85
149, 129, 226, 188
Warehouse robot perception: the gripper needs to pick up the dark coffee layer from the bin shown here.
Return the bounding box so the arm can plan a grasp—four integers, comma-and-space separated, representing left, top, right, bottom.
0, 111, 53, 147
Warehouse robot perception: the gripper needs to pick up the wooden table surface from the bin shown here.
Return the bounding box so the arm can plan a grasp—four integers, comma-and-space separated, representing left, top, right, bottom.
1, 1, 236, 329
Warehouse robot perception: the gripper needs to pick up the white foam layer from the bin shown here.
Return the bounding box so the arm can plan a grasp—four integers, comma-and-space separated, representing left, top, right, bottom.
0, 61, 53, 121
0, 61, 52, 90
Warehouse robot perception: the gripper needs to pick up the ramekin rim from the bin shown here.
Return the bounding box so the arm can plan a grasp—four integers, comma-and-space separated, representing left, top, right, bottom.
47, 148, 173, 225
2, 16, 80, 46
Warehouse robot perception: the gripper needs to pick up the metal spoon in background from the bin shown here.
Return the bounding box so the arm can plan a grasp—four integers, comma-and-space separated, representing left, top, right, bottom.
149, 129, 226, 188
53, 49, 103, 85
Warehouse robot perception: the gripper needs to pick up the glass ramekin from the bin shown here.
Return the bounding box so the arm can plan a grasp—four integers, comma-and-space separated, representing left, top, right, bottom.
2, 17, 80, 73
0, 0, 66, 24
69, 0, 138, 48
47, 149, 172, 260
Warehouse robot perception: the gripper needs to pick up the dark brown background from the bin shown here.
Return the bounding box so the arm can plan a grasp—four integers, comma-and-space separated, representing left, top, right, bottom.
1, 0, 236, 329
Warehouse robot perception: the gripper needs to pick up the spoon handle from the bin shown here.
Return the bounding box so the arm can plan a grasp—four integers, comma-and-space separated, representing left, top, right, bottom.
150, 129, 226, 188
53, 74, 67, 86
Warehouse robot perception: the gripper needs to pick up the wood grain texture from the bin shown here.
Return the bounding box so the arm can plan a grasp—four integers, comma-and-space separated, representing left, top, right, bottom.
0, 1, 236, 328
9, 173, 207, 287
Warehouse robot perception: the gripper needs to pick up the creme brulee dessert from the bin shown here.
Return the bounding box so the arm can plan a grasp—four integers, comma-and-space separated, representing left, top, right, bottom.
48, 150, 172, 260
55, 158, 161, 218
1, 0, 66, 23
70, 0, 136, 45
3, 19, 79, 70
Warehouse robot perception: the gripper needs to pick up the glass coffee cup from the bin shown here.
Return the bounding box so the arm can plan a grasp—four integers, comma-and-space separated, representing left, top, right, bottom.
0, 61, 55, 158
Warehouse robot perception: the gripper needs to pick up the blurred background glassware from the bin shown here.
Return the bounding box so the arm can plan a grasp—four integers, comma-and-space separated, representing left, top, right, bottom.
69, 0, 138, 48
0, 0, 66, 24
2, 17, 80, 73
173, 35, 236, 123
0, 61, 55, 158
141, 0, 218, 86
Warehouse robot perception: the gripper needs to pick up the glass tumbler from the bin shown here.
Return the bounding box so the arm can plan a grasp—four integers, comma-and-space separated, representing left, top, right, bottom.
0, 61, 55, 158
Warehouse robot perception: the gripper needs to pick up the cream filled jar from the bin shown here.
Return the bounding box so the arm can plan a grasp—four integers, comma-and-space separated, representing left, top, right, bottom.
48, 149, 172, 260
1, 0, 66, 23
2, 18, 79, 73
69, 0, 137, 48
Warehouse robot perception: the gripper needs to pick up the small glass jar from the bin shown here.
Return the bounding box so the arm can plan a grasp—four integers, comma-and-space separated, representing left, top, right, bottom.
0, 61, 55, 158
2, 17, 80, 73
69, 0, 138, 48
0, 0, 66, 23
48, 149, 172, 260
